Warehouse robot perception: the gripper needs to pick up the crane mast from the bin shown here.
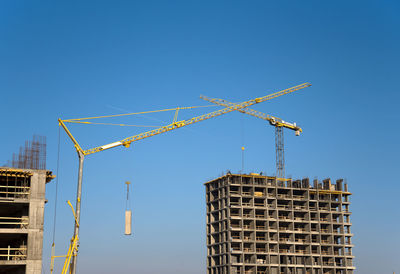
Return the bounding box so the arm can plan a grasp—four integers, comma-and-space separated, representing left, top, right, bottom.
55, 82, 310, 274
275, 126, 285, 178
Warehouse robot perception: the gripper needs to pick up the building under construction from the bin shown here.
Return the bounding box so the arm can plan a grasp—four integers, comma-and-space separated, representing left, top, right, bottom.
0, 136, 53, 274
205, 173, 355, 274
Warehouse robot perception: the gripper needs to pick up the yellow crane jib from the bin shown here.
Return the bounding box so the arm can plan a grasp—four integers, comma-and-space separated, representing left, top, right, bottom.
200, 96, 304, 136
59, 82, 310, 156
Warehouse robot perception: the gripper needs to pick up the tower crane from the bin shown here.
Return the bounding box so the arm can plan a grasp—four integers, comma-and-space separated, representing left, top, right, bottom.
200, 94, 306, 178
53, 82, 310, 274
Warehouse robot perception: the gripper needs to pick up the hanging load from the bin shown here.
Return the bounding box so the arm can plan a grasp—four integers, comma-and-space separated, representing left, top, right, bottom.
125, 210, 132, 235
125, 181, 132, 235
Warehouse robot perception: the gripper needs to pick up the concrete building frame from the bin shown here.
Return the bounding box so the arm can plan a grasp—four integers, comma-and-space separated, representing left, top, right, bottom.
205, 173, 355, 274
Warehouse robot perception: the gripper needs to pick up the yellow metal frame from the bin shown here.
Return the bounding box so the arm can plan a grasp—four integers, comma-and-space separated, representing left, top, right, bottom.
58, 82, 310, 156
50, 200, 80, 274
200, 96, 303, 134
0, 247, 27, 260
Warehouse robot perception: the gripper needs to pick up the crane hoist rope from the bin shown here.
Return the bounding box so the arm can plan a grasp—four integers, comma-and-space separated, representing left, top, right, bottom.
50, 126, 61, 274
125, 181, 131, 211
63, 104, 218, 122
64, 121, 162, 127
66, 105, 220, 127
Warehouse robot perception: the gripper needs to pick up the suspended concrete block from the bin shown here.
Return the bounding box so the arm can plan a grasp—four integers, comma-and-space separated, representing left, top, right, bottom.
125, 210, 132, 235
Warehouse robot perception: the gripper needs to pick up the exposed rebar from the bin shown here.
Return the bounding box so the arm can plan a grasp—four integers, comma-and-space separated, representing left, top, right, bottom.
5, 135, 46, 170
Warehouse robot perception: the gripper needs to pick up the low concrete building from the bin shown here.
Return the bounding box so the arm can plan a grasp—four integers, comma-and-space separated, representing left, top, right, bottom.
0, 168, 54, 274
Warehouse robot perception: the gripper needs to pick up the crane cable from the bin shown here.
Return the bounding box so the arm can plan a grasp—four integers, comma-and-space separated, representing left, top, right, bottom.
63, 121, 161, 127
50, 125, 61, 268
125, 182, 131, 211
63, 104, 218, 122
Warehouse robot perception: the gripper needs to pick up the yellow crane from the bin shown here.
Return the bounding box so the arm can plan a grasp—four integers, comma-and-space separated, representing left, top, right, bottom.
52, 82, 310, 274
200, 95, 305, 178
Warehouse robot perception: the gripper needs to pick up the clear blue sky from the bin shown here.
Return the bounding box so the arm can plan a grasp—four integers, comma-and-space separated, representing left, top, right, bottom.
1, 1, 399, 273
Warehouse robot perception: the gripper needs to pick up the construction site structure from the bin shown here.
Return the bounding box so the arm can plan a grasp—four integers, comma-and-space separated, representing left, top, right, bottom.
0, 168, 54, 274
200, 96, 302, 178
205, 173, 355, 274
56, 83, 311, 274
